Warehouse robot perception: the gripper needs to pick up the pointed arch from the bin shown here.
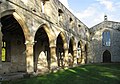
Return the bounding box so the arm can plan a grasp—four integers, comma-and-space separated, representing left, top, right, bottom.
57, 32, 68, 49
68, 37, 76, 66
56, 32, 67, 67
33, 25, 51, 72
34, 24, 54, 45
77, 40, 82, 64
103, 50, 111, 63
84, 43, 88, 63
0, 10, 31, 73
1, 10, 30, 41
69, 37, 76, 50
1, 10, 35, 73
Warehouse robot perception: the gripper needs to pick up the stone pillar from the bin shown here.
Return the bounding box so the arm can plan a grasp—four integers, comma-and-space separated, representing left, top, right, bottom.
64, 48, 68, 67
73, 49, 77, 65
0, 23, 2, 73
25, 41, 34, 73
0, 23, 2, 61
81, 51, 85, 64
50, 45, 58, 70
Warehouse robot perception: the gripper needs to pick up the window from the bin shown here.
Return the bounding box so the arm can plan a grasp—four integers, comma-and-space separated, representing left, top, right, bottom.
41, 0, 49, 13
1, 38, 11, 62
41, 1, 45, 13
58, 9, 63, 22
2, 41, 6, 61
70, 18, 73, 24
78, 24, 81, 27
69, 18, 74, 28
102, 31, 110, 46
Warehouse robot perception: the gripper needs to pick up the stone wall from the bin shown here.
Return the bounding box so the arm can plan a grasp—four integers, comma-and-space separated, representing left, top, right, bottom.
89, 21, 120, 63
0, 0, 88, 74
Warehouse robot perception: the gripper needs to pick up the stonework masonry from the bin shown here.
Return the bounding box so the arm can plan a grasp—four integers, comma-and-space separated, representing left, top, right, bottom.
0, 0, 120, 77
0, 0, 89, 75
88, 20, 120, 63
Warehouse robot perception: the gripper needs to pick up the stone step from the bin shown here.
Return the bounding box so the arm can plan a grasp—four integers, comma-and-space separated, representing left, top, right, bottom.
0, 72, 26, 81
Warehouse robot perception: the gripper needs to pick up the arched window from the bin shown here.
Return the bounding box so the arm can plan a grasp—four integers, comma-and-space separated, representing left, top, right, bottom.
102, 31, 110, 46
2, 41, 6, 61
58, 9, 64, 23
1, 35, 11, 62
41, 0, 49, 13
41, 1, 45, 13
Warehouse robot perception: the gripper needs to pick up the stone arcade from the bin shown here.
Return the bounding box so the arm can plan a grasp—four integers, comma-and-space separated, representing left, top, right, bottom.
0, 0, 120, 77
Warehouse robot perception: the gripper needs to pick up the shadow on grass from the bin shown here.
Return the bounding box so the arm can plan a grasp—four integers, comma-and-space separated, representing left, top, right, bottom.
2, 63, 120, 84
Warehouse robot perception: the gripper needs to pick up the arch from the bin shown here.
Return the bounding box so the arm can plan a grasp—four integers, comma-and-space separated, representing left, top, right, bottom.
103, 50, 111, 63
69, 37, 76, 50
33, 24, 54, 45
1, 12, 27, 72
68, 38, 74, 56
77, 41, 82, 64
34, 27, 50, 72
68, 37, 76, 66
1, 10, 30, 41
77, 40, 87, 64
56, 32, 67, 67
57, 32, 68, 49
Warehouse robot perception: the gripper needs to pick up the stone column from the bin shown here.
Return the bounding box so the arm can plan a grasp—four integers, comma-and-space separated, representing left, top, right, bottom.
50, 45, 58, 70
64, 48, 68, 67
0, 23, 2, 73
81, 51, 85, 64
0, 23, 2, 61
25, 41, 34, 74
73, 49, 77, 65
0, 0, 2, 62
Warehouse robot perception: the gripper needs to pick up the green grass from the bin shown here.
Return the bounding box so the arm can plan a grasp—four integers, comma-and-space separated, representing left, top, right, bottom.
2, 63, 120, 84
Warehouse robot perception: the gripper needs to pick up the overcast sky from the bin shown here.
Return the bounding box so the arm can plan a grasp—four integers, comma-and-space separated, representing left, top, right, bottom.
59, 0, 120, 28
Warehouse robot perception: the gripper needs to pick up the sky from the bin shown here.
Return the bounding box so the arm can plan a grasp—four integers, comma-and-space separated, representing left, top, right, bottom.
59, 0, 120, 28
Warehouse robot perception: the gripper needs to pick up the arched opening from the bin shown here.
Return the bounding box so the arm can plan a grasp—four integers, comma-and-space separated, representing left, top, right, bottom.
103, 50, 111, 63
77, 41, 82, 64
85, 44, 87, 63
1, 15, 26, 72
58, 9, 64, 24
34, 27, 50, 72
56, 34, 64, 67
69, 39, 74, 56
68, 38, 74, 66
102, 31, 110, 46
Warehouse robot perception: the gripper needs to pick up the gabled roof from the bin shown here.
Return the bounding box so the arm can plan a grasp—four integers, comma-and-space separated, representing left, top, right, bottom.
90, 20, 120, 33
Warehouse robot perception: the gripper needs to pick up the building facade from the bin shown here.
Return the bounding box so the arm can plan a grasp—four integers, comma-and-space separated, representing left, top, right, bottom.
0, 0, 120, 76
0, 0, 89, 75
88, 16, 120, 63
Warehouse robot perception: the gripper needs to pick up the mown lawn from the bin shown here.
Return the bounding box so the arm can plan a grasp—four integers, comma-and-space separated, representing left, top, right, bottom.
2, 63, 120, 84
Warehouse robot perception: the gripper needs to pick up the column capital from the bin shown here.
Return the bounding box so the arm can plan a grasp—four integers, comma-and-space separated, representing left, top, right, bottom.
64, 48, 68, 50
73, 49, 77, 51
25, 40, 35, 45
49, 45, 56, 48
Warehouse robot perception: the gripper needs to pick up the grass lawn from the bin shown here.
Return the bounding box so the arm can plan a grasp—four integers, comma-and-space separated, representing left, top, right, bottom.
2, 63, 120, 84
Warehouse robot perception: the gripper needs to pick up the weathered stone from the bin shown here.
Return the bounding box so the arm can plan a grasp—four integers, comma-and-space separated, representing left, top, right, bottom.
0, 0, 119, 77
89, 20, 120, 63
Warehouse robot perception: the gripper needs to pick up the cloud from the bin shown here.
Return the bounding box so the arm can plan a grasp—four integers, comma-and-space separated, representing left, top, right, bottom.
96, 0, 114, 11
59, 0, 120, 28
74, 4, 105, 27
75, 5, 96, 19
59, 0, 104, 27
